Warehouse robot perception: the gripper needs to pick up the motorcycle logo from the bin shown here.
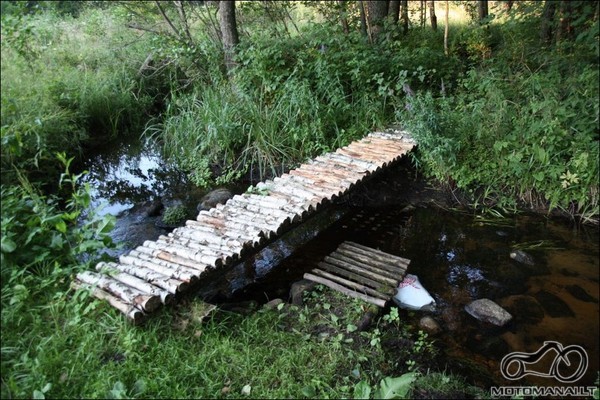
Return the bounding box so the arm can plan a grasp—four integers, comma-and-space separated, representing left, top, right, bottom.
500, 341, 588, 383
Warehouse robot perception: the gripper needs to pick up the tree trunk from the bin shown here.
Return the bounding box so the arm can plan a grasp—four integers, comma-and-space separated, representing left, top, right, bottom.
389, 0, 400, 25
504, 0, 514, 11
366, 0, 389, 42
420, 0, 426, 27
339, 0, 350, 34
359, 0, 368, 38
478, 0, 488, 22
401, 0, 409, 34
219, 0, 239, 75
444, 0, 449, 55
540, 0, 557, 44
556, 0, 575, 43
429, 1, 437, 30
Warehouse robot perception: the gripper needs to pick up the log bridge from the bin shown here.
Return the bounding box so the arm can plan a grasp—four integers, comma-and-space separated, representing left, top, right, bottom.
73, 131, 416, 324
305, 241, 410, 308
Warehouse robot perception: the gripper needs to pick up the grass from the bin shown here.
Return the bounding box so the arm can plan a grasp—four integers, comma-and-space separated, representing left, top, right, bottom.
1, 279, 485, 399
1, 7, 157, 185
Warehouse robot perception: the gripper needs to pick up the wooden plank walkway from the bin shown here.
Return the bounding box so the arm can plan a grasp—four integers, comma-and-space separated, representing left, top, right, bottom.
73, 131, 416, 323
304, 241, 410, 308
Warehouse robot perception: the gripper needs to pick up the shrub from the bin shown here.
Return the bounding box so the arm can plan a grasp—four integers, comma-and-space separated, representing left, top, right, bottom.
161, 205, 188, 225
398, 61, 599, 220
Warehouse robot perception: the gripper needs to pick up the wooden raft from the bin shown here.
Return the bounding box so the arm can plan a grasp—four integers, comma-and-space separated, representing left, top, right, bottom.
73, 131, 416, 323
304, 241, 410, 308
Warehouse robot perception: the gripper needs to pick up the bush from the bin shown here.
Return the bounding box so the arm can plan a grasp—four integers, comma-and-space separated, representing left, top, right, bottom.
398, 60, 599, 220
1, 154, 115, 275
161, 205, 188, 225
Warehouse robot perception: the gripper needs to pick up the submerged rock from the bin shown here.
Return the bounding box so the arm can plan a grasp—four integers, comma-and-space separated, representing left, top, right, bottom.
465, 298, 513, 326
509, 249, 535, 266
143, 198, 164, 217
419, 316, 441, 335
197, 188, 234, 212
565, 285, 598, 303
500, 295, 545, 325
534, 290, 575, 317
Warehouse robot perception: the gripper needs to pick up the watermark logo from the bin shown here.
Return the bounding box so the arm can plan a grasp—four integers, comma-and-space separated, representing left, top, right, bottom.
500, 341, 588, 383
491, 341, 597, 398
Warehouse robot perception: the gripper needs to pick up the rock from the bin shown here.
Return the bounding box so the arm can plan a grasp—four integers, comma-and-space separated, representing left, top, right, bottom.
356, 304, 380, 331
466, 334, 510, 360
465, 298, 513, 327
500, 295, 544, 325
144, 198, 164, 217
509, 249, 535, 266
533, 290, 575, 317
419, 316, 441, 335
565, 285, 598, 303
197, 188, 234, 212
441, 307, 463, 331
263, 298, 284, 310
289, 279, 317, 306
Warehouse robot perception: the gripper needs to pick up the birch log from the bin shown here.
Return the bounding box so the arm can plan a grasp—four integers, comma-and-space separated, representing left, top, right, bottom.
96, 262, 174, 304
100, 260, 187, 294
71, 281, 145, 324
76, 271, 161, 313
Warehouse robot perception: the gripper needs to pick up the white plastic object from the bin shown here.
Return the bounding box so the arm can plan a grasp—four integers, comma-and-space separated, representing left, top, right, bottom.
393, 274, 436, 311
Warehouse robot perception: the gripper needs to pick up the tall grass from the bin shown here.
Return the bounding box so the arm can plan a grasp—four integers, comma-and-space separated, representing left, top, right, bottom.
1, 7, 157, 186
149, 24, 460, 187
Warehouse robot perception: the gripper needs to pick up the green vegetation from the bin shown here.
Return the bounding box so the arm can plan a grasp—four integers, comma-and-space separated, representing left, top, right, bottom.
399, 24, 599, 221
1, 3, 157, 186
161, 204, 188, 226
1, 1, 598, 398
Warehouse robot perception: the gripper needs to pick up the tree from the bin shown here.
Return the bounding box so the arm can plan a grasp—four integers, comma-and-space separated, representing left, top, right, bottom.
428, 1, 437, 30
359, 0, 368, 38
401, 0, 409, 34
444, 0, 449, 55
219, 0, 239, 75
478, 0, 488, 22
338, 0, 350, 34
389, 0, 400, 25
366, 0, 389, 42
540, 0, 557, 44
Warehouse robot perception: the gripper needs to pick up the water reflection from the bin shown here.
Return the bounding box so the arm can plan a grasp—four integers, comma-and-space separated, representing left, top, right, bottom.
81, 137, 182, 216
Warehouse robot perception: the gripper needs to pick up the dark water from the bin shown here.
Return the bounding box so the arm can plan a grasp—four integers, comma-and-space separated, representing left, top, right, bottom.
229, 205, 599, 388
81, 138, 599, 389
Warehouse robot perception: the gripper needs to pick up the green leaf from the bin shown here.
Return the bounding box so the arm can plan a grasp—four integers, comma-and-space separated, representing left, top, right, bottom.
373, 373, 417, 399
32, 390, 45, 400
533, 171, 545, 182
301, 385, 316, 398
346, 324, 358, 333
41, 383, 52, 393
55, 219, 67, 233
353, 380, 371, 400
1, 237, 17, 253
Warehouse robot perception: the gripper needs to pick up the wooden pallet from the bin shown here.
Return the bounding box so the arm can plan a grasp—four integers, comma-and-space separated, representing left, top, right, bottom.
73, 131, 416, 323
304, 241, 410, 307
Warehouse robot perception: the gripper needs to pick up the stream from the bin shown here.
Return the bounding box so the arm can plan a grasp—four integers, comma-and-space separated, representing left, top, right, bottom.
82, 137, 599, 389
